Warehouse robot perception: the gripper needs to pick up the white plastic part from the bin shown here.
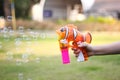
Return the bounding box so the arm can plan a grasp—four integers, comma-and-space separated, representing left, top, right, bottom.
77, 51, 85, 62
60, 39, 68, 44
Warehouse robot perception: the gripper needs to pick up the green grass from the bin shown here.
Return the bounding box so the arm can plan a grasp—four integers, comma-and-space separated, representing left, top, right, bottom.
0, 32, 120, 80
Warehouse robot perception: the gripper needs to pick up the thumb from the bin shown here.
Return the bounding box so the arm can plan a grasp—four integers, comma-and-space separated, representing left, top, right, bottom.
78, 42, 88, 47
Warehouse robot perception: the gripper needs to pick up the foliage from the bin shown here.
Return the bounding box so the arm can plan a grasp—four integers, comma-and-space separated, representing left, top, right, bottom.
6, 18, 120, 31
85, 16, 116, 24
55, 17, 120, 31
14, 0, 31, 18
14, 0, 40, 19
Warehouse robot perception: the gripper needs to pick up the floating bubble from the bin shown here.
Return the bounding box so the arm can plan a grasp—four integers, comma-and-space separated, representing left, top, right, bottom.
7, 16, 12, 21
2, 27, 8, 33
9, 29, 15, 36
6, 52, 13, 61
29, 31, 34, 35
35, 57, 40, 63
15, 38, 22, 46
18, 73, 24, 80
26, 28, 32, 34
3, 34, 10, 41
16, 59, 22, 66
32, 32, 39, 40
18, 26, 24, 35
40, 33, 46, 39
0, 29, 2, 33
27, 78, 32, 80
32, 36, 38, 40
22, 53, 29, 59
26, 37, 31, 41
22, 34, 30, 41
8, 26, 15, 36
18, 26, 24, 31
8, 26, 12, 30
22, 53, 29, 63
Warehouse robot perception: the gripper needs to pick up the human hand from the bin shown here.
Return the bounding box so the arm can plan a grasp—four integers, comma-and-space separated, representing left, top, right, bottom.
72, 42, 94, 57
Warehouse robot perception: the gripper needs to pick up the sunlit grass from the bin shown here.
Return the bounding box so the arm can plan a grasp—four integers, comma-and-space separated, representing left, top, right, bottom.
0, 32, 120, 80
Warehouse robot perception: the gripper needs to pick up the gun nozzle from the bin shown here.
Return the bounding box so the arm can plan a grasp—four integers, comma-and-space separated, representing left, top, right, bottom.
56, 30, 59, 34
56, 30, 62, 40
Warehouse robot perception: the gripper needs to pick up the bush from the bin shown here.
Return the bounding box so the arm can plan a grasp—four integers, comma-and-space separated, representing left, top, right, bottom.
84, 16, 116, 24
6, 19, 57, 30
5, 19, 120, 31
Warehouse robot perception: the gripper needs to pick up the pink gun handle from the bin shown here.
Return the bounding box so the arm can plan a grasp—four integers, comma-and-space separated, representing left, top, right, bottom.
61, 48, 70, 64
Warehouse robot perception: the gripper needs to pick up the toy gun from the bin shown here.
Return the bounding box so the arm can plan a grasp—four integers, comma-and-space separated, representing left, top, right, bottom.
56, 24, 92, 64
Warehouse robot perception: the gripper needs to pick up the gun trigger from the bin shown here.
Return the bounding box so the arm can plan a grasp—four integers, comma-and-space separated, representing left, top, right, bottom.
77, 51, 84, 62
77, 41, 82, 45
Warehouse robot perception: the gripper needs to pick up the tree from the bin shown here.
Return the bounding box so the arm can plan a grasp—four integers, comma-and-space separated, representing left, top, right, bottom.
4, 0, 11, 18
14, 0, 41, 19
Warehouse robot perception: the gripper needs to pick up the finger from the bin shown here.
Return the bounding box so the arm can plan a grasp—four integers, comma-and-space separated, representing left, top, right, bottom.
87, 52, 94, 57
78, 42, 88, 47
74, 49, 80, 54
75, 54, 79, 57
71, 47, 77, 51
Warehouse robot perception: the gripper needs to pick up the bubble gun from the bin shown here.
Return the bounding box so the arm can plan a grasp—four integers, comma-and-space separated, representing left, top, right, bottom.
56, 24, 92, 64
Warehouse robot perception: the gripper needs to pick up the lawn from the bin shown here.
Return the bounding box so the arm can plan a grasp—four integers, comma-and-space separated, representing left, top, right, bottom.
0, 31, 120, 80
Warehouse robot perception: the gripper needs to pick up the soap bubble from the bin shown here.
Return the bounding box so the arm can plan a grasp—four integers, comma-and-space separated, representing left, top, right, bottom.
26, 28, 32, 34
25, 36, 31, 41
18, 26, 24, 31
35, 57, 40, 63
8, 26, 15, 36
32, 32, 39, 40
22, 34, 30, 41
32, 36, 37, 40
8, 26, 12, 32
6, 52, 13, 61
9, 30, 15, 36
3, 34, 10, 41
22, 53, 29, 63
15, 38, 22, 46
18, 73, 24, 80
7, 16, 12, 21
27, 78, 32, 80
8, 26, 12, 30
16, 59, 22, 66
2, 27, 8, 33
29, 30, 34, 35
40, 33, 46, 39
18, 26, 24, 35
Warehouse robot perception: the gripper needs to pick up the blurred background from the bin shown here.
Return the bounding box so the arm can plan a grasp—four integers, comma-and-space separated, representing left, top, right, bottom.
0, 0, 120, 31
0, 0, 120, 80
